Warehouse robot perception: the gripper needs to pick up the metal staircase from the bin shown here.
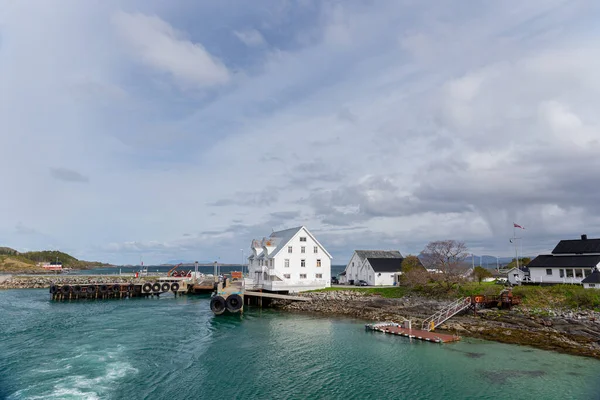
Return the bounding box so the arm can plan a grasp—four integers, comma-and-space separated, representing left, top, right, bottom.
421, 297, 472, 331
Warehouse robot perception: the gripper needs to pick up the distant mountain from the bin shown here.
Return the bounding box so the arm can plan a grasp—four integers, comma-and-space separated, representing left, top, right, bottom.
464, 255, 521, 268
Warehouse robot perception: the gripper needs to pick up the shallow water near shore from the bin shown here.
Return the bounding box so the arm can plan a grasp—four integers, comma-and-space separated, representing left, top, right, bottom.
1, 289, 599, 399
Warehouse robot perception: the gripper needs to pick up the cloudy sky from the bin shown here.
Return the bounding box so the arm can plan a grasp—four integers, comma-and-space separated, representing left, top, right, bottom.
1, 0, 599, 265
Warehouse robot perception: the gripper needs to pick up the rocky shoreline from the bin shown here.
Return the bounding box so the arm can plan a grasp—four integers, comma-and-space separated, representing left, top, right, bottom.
271, 291, 600, 359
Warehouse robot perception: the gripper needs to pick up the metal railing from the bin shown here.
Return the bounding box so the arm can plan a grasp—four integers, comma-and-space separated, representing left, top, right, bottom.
421, 297, 472, 331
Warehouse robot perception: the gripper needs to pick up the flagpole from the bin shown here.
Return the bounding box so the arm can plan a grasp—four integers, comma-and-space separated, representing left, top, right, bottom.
513, 224, 519, 270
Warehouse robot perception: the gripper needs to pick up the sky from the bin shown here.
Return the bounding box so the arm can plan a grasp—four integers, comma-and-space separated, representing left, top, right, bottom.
1, 0, 600, 265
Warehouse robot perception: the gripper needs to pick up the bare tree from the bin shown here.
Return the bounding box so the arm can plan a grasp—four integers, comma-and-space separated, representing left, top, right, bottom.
420, 240, 469, 291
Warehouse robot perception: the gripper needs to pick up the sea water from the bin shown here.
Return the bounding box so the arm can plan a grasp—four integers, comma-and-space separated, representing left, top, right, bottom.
1, 289, 599, 399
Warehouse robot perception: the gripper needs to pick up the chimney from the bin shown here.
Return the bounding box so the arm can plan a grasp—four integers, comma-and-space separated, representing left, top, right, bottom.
581, 234, 588, 240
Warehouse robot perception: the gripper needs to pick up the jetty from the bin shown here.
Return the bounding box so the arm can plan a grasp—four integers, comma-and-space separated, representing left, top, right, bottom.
365, 322, 460, 343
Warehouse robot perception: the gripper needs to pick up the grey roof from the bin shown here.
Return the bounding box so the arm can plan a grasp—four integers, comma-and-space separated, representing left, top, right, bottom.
552, 236, 600, 254
268, 226, 304, 258
367, 257, 404, 272
355, 250, 403, 262
527, 255, 600, 268
582, 270, 600, 284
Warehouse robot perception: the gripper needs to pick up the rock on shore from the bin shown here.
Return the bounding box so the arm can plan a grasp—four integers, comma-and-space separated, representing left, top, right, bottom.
272, 291, 600, 359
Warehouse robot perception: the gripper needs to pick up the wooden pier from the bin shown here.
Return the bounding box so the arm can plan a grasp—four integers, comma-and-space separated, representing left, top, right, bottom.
366, 323, 461, 343
49, 280, 188, 300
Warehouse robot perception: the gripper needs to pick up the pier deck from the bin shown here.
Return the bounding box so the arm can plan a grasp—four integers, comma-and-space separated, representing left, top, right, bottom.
244, 291, 311, 302
366, 323, 460, 343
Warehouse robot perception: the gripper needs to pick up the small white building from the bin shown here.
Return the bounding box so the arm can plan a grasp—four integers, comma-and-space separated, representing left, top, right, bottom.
247, 226, 332, 292
343, 250, 419, 286
515, 234, 600, 285
582, 268, 600, 289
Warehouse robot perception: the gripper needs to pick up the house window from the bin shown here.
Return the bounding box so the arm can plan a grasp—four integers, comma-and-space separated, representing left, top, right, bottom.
301, 259, 306, 267
590, 284, 596, 288
575, 269, 583, 278
300, 274, 307, 279
546, 269, 552, 276
284, 274, 291, 279
301, 246, 305, 254
314, 246, 318, 253
316, 273, 322, 279
585, 269, 592, 277
284, 259, 289, 268
317, 259, 322, 267
300, 237, 307, 242
352, 262, 354, 267
560, 269, 564, 278
288, 246, 292, 253
566, 269, 574, 278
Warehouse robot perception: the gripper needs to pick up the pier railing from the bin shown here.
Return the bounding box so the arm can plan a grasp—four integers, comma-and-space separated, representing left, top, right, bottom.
421, 297, 472, 331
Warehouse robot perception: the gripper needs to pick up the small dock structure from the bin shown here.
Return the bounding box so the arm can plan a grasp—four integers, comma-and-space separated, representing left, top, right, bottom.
365, 322, 460, 343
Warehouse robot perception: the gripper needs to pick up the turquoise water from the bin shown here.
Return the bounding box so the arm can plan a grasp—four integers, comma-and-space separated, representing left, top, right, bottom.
1, 290, 599, 400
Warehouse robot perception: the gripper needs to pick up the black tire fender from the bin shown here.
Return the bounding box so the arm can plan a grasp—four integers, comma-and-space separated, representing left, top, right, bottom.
152, 282, 161, 292
171, 282, 180, 292
142, 283, 152, 293
99, 284, 108, 293
61, 285, 71, 294
210, 296, 226, 315
226, 294, 243, 312
112, 284, 121, 293
127, 284, 135, 292
73, 285, 82, 294
49, 285, 58, 294
86, 286, 96, 294
161, 282, 170, 292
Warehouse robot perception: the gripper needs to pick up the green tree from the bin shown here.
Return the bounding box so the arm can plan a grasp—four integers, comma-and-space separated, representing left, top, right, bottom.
472, 266, 492, 284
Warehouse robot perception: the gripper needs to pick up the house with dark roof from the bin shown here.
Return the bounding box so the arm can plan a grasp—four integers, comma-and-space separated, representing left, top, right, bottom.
510, 234, 600, 285
247, 226, 332, 292
342, 250, 423, 286
582, 267, 600, 289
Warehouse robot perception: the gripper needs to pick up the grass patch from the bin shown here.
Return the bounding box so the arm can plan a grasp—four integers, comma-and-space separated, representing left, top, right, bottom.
309, 286, 408, 298
513, 284, 600, 309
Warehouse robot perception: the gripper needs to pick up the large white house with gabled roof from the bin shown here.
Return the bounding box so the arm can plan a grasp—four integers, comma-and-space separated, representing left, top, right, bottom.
247, 226, 332, 292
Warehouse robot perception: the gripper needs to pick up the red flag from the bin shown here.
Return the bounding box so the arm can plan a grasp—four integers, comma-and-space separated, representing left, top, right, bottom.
513, 223, 524, 229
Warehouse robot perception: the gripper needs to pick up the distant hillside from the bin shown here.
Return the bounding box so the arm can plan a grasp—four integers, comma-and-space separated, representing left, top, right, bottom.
0, 248, 110, 272
0, 247, 20, 256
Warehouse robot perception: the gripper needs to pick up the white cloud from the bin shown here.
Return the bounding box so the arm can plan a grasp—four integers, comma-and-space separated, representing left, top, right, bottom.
233, 29, 266, 47
112, 11, 229, 89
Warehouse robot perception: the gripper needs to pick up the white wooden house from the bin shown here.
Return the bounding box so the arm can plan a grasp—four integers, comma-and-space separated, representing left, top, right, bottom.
247, 226, 332, 292
514, 234, 600, 285
342, 250, 420, 286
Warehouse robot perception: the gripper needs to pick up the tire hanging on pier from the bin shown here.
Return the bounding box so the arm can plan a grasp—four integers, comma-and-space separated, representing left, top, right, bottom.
73, 285, 82, 294
61, 285, 71, 294
170, 282, 180, 292
210, 296, 226, 315
152, 283, 161, 292
161, 283, 170, 292
112, 284, 120, 293
142, 283, 152, 293
127, 284, 135, 293
99, 285, 108, 293
86, 286, 95, 294
226, 294, 243, 312
49, 285, 58, 294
